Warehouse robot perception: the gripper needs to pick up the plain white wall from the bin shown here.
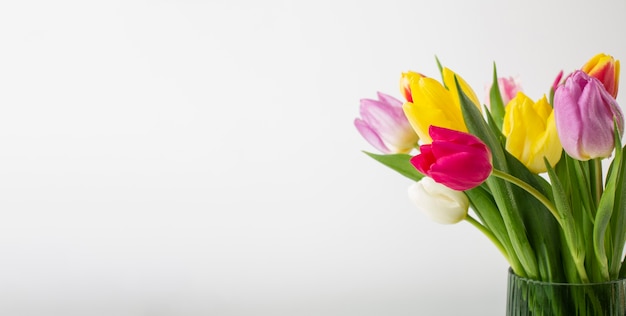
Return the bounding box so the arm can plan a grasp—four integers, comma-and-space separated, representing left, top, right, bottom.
0, 0, 625, 315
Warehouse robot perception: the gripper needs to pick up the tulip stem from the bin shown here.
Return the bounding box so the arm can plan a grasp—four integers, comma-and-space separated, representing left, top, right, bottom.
465, 215, 510, 262
490, 170, 560, 223
593, 158, 603, 206
491, 169, 591, 282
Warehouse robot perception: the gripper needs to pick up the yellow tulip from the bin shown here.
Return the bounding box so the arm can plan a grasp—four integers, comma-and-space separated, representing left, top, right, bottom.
581, 53, 620, 98
502, 93, 562, 173
402, 68, 481, 143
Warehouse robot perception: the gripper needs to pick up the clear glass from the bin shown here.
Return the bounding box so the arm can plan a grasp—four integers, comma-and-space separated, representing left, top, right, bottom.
506, 268, 626, 316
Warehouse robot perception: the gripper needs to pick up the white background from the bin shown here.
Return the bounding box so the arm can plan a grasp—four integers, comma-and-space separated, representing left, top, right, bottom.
0, 0, 625, 315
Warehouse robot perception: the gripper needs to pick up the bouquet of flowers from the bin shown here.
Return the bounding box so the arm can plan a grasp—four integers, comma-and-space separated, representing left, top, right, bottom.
354, 53, 623, 286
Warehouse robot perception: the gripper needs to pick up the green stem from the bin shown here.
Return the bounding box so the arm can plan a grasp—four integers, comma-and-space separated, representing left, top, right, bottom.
491, 170, 560, 224
491, 169, 590, 283
593, 158, 603, 207
465, 215, 510, 262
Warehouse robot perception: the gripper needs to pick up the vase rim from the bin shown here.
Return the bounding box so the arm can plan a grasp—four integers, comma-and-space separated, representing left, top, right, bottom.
508, 267, 626, 286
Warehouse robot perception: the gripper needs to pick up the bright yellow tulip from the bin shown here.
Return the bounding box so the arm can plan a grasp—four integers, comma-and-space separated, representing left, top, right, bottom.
502, 93, 562, 173
402, 68, 481, 143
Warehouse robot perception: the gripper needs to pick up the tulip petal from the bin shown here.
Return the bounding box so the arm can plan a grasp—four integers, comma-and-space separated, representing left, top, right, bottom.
408, 177, 469, 224
355, 91, 420, 154
554, 71, 624, 160
411, 126, 492, 191
578, 81, 620, 158
429, 152, 492, 191
354, 118, 391, 154
442, 67, 482, 111
404, 77, 466, 143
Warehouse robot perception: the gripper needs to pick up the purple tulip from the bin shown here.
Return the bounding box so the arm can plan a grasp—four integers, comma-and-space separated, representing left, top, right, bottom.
553, 70, 624, 161
354, 92, 419, 154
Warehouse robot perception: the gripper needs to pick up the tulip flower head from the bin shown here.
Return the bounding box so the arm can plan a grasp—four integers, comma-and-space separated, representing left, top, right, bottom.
581, 53, 620, 98
403, 68, 482, 143
486, 76, 523, 107
503, 93, 562, 173
408, 177, 469, 224
553, 70, 624, 161
354, 92, 419, 154
411, 126, 492, 191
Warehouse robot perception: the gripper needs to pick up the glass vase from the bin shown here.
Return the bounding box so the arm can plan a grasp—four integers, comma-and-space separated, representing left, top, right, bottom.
506, 268, 626, 315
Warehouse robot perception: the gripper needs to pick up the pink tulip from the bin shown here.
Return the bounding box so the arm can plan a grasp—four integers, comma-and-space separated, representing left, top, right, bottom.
553, 70, 624, 161
411, 126, 492, 191
354, 92, 419, 154
486, 76, 522, 107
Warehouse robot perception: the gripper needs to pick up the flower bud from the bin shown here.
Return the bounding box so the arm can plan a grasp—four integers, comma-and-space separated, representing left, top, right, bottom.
354, 92, 419, 154
408, 177, 469, 224
486, 76, 522, 107
553, 71, 624, 161
581, 53, 620, 98
503, 93, 562, 173
411, 126, 492, 191
402, 68, 481, 144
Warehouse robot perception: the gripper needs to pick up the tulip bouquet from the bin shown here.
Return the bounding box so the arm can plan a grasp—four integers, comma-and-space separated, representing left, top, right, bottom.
355, 53, 624, 286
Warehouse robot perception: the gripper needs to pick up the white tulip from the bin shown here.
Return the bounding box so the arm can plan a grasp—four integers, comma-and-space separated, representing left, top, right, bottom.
408, 177, 469, 224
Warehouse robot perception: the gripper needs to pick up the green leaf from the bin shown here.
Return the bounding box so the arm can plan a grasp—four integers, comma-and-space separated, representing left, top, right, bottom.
455, 76, 539, 279
435, 55, 445, 87
609, 130, 626, 278
545, 159, 588, 283
363, 151, 423, 182
504, 153, 563, 282
593, 169, 614, 280
489, 63, 506, 130
466, 185, 526, 276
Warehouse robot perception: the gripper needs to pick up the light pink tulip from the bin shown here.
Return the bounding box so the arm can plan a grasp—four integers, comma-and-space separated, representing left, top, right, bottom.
554, 70, 624, 161
485, 76, 522, 107
354, 92, 419, 154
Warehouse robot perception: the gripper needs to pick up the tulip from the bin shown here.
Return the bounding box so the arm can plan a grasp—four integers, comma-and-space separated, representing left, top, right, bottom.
399, 71, 424, 102
411, 126, 492, 191
581, 53, 620, 98
403, 67, 482, 143
502, 93, 562, 173
553, 70, 624, 161
486, 76, 523, 107
354, 92, 419, 154
408, 177, 469, 224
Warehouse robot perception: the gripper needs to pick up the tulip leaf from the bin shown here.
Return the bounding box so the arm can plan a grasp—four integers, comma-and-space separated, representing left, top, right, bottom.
363, 151, 423, 182
484, 106, 507, 148
435, 55, 445, 88
504, 152, 563, 281
609, 127, 626, 278
489, 63, 506, 130
455, 76, 539, 279
466, 185, 525, 276
594, 163, 615, 280
545, 158, 587, 283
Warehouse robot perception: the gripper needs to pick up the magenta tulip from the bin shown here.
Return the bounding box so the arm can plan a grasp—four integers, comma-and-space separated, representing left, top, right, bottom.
553, 70, 624, 161
411, 126, 492, 191
354, 92, 419, 154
